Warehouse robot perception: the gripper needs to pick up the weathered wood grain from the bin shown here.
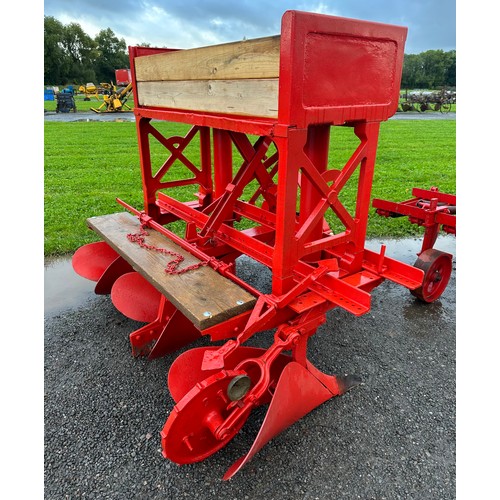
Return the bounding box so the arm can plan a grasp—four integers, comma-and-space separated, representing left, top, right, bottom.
87, 212, 256, 330
137, 79, 279, 118
134, 35, 280, 82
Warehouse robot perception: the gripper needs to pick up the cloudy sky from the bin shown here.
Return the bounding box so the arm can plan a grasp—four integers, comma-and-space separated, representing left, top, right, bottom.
44, 0, 456, 55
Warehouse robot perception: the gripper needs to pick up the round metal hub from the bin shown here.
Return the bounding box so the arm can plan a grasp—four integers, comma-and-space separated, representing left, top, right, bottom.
161, 370, 250, 464
227, 375, 251, 401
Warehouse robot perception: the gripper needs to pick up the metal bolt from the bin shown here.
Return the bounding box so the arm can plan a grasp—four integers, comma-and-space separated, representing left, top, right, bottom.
203, 311, 212, 318
236, 300, 244, 305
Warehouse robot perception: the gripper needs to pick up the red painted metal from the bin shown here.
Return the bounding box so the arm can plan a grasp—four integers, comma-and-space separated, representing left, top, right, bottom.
373, 186, 456, 254
93, 256, 133, 295
410, 249, 453, 303
111, 272, 161, 323
72, 241, 120, 282
167, 346, 291, 403
147, 307, 201, 359
72, 241, 133, 294
223, 362, 352, 480
161, 369, 251, 464
72, 9, 455, 480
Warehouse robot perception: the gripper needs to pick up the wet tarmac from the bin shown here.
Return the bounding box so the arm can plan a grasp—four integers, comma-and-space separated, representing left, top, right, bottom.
44, 110, 136, 123
44, 235, 456, 499
44, 236, 456, 319
44, 110, 456, 123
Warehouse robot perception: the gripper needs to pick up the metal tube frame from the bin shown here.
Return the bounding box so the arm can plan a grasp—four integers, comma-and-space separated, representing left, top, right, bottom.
125, 113, 423, 340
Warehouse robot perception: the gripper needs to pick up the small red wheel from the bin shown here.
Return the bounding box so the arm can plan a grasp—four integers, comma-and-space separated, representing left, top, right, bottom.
411, 249, 453, 303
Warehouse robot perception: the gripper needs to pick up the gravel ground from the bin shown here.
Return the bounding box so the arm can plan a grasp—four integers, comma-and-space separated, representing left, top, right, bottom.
44, 236, 456, 499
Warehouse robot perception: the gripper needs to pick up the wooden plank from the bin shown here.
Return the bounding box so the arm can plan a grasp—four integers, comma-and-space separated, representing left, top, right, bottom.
135, 35, 280, 82
137, 79, 279, 118
86, 212, 257, 330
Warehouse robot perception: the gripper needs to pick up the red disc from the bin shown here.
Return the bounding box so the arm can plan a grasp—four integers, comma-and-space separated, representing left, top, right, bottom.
72, 241, 118, 282
111, 272, 162, 322
168, 346, 292, 404
161, 370, 251, 464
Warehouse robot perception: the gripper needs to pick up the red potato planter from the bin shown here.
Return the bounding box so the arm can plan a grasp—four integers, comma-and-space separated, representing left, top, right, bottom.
72, 10, 455, 480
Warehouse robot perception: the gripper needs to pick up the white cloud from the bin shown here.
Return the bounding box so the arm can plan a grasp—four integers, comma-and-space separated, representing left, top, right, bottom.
305, 2, 340, 16
44, 0, 456, 54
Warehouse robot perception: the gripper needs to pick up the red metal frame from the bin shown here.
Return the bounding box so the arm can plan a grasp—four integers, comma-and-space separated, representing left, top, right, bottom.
74, 11, 456, 478
373, 187, 456, 254
124, 11, 413, 347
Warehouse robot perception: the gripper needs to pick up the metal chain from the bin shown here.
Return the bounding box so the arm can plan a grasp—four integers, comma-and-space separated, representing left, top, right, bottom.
127, 225, 208, 275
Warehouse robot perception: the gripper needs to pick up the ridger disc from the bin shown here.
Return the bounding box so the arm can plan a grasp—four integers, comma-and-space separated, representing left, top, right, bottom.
72, 241, 119, 282
167, 346, 293, 404
111, 272, 162, 322
161, 370, 251, 464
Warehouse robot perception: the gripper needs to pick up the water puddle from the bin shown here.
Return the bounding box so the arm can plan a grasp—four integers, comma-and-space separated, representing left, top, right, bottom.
44, 255, 97, 318
44, 236, 456, 319
365, 234, 456, 259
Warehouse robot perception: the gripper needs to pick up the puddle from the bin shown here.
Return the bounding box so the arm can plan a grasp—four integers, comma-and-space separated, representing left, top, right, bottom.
364, 234, 456, 260
44, 111, 136, 123
44, 236, 456, 319
44, 255, 97, 318
73, 118, 136, 123
390, 111, 456, 121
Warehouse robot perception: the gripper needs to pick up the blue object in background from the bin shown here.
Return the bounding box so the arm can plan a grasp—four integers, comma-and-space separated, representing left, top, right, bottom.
44, 88, 55, 101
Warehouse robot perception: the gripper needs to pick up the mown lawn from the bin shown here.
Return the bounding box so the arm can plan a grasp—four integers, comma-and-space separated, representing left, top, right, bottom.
44, 119, 455, 256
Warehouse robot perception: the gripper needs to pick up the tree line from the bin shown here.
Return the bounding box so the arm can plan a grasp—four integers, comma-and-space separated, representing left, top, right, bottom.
44, 16, 456, 89
402, 51, 455, 89
44, 16, 133, 86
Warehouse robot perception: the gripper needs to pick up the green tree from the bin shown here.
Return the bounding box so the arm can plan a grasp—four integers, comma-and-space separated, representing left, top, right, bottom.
60, 23, 98, 84
402, 54, 421, 89
44, 16, 71, 85
420, 50, 447, 88
444, 50, 456, 87
401, 50, 456, 89
94, 28, 129, 83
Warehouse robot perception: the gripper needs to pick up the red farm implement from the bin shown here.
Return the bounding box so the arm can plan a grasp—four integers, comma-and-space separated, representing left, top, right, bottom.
72, 10, 455, 480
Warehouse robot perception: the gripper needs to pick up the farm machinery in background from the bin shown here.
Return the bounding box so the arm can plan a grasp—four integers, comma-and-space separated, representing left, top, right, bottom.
90, 69, 133, 113
90, 82, 133, 113
55, 86, 77, 113
72, 11, 456, 480
78, 82, 100, 101
78, 70, 133, 105
115, 69, 132, 87
44, 85, 77, 113
399, 87, 456, 113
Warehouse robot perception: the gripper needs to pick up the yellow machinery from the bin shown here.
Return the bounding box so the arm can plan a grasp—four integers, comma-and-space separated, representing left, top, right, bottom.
78, 82, 100, 101
98, 83, 112, 93
90, 83, 133, 113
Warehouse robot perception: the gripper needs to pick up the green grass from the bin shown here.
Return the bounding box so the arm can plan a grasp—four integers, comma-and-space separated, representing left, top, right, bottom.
44, 119, 456, 256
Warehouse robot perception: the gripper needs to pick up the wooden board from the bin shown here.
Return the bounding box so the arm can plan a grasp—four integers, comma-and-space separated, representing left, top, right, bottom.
134, 35, 280, 82
137, 79, 279, 118
87, 212, 256, 330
